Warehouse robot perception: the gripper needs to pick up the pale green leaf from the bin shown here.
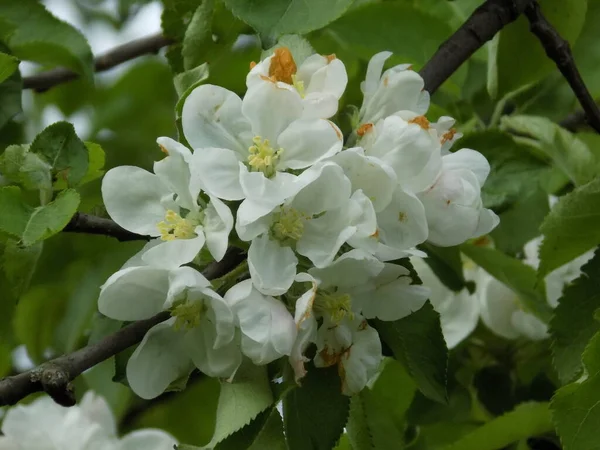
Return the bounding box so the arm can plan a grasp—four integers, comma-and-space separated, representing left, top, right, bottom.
0, 0, 93, 79
461, 244, 552, 322
0, 51, 18, 84
491, 0, 587, 98
375, 302, 448, 404
53, 141, 105, 190
205, 362, 273, 447
284, 364, 349, 450
0, 144, 52, 192
30, 121, 89, 187
2, 238, 42, 300
182, 0, 214, 71
552, 332, 600, 450
0, 186, 80, 246
442, 402, 553, 450
550, 249, 600, 383
223, 0, 354, 41
501, 115, 596, 187
538, 178, 600, 277
347, 359, 416, 450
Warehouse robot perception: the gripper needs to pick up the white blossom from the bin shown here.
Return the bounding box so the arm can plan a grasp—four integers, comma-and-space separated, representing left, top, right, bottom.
247, 47, 348, 119
102, 137, 233, 268
0, 391, 176, 450
99, 260, 241, 399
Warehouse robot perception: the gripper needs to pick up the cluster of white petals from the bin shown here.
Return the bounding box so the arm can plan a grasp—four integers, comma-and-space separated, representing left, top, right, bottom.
0, 391, 176, 450
412, 235, 594, 347
99, 48, 498, 397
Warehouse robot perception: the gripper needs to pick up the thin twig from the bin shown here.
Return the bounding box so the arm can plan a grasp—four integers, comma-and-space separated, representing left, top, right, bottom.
524, 1, 600, 134
63, 212, 150, 242
420, 0, 534, 94
22, 33, 173, 92
0, 247, 246, 407
559, 109, 587, 132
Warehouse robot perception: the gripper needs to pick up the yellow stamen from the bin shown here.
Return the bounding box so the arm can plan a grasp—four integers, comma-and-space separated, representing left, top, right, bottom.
248, 136, 282, 177
314, 291, 354, 324
271, 207, 305, 244
357, 123, 374, 137
157, 210, 196, 241
171, 300, 205, 330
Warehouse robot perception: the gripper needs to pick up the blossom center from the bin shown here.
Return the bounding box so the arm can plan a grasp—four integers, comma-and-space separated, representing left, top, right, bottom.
157, 210, 197, 241
270, 207, 305, 244
171, 300, 205, 330
314, 291, 353, 324
248, 136, 282, 177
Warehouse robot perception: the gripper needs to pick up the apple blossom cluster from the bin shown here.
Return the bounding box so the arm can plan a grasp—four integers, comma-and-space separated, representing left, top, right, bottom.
97, 48, 499, 399
412, 234, 594, 347
0, 391, 176, 449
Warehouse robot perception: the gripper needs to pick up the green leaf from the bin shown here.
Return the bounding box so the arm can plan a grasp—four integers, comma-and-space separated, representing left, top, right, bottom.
442, 402, 553, 450
491, 0, 587, 98
223, 0, 354, 42
283, 364, 350, 450
501, 115, 596, 187
490, 187, 550, 256
182, 0, 214, 71
573, 0, 600, 98
204, 362, 274, 447
0, 144, 52, 192
550, 249, 600, 383
0, 0, 93, 79
53, 142, 105, 190
2, 238, 42, 299
174, 63, 210, 116
0, 65, 22, 130
0, 51, 18, 84
30, 121, 89, 187
215, 408, 287, 450
455, 130, 549, 210
262, 34, 315, 66
538, 178, 600, 277
134, 376, 221, 446
460, 244, 552, 322
552, 332, 600, 450
375, 302, 448, 404
0, 186, 80, 246
314, 2, 453, 69
347, 359, 417, 450
419, 243, 467, 292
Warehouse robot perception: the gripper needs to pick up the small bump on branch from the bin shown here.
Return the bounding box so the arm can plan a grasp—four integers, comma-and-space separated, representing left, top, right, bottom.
22, 33, 174, 92
524, 1, 600, 134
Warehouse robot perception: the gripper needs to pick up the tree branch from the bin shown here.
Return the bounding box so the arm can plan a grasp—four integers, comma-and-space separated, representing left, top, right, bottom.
0, 247, 246, 407
22, 33, 173, 92
63, 212, 150, 242
524, 1, 600, 134
420, 0, 534, 94
559, 108, 587, 132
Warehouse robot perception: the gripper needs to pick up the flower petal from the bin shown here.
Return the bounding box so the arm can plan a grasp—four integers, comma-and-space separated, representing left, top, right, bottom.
183, 322, 242, 378
204, 196, 234, 261
443, 148, 490, 185
290, 274, 318, 382
102, 166, 171, 236
154, 137, 196, 211
235, 201, 274, 241
126, 320, 194, 399
248, 234, 298, 296
141, 234, 206, 270
376, 187, 428, 250
477, 273, 521, 340
309, 249, 384, 289
119, 430, 177, 450
182, 84, 251, 155
190, 147, 244, 201
242, 80, 303, 143
330, 147, 397, 212
99, 266, 170, 320
239, 163, 302, 207
277, 119, 343, 170
79, 391, 116, 435
290, 161, 351, 215
225, 280, 296, 364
